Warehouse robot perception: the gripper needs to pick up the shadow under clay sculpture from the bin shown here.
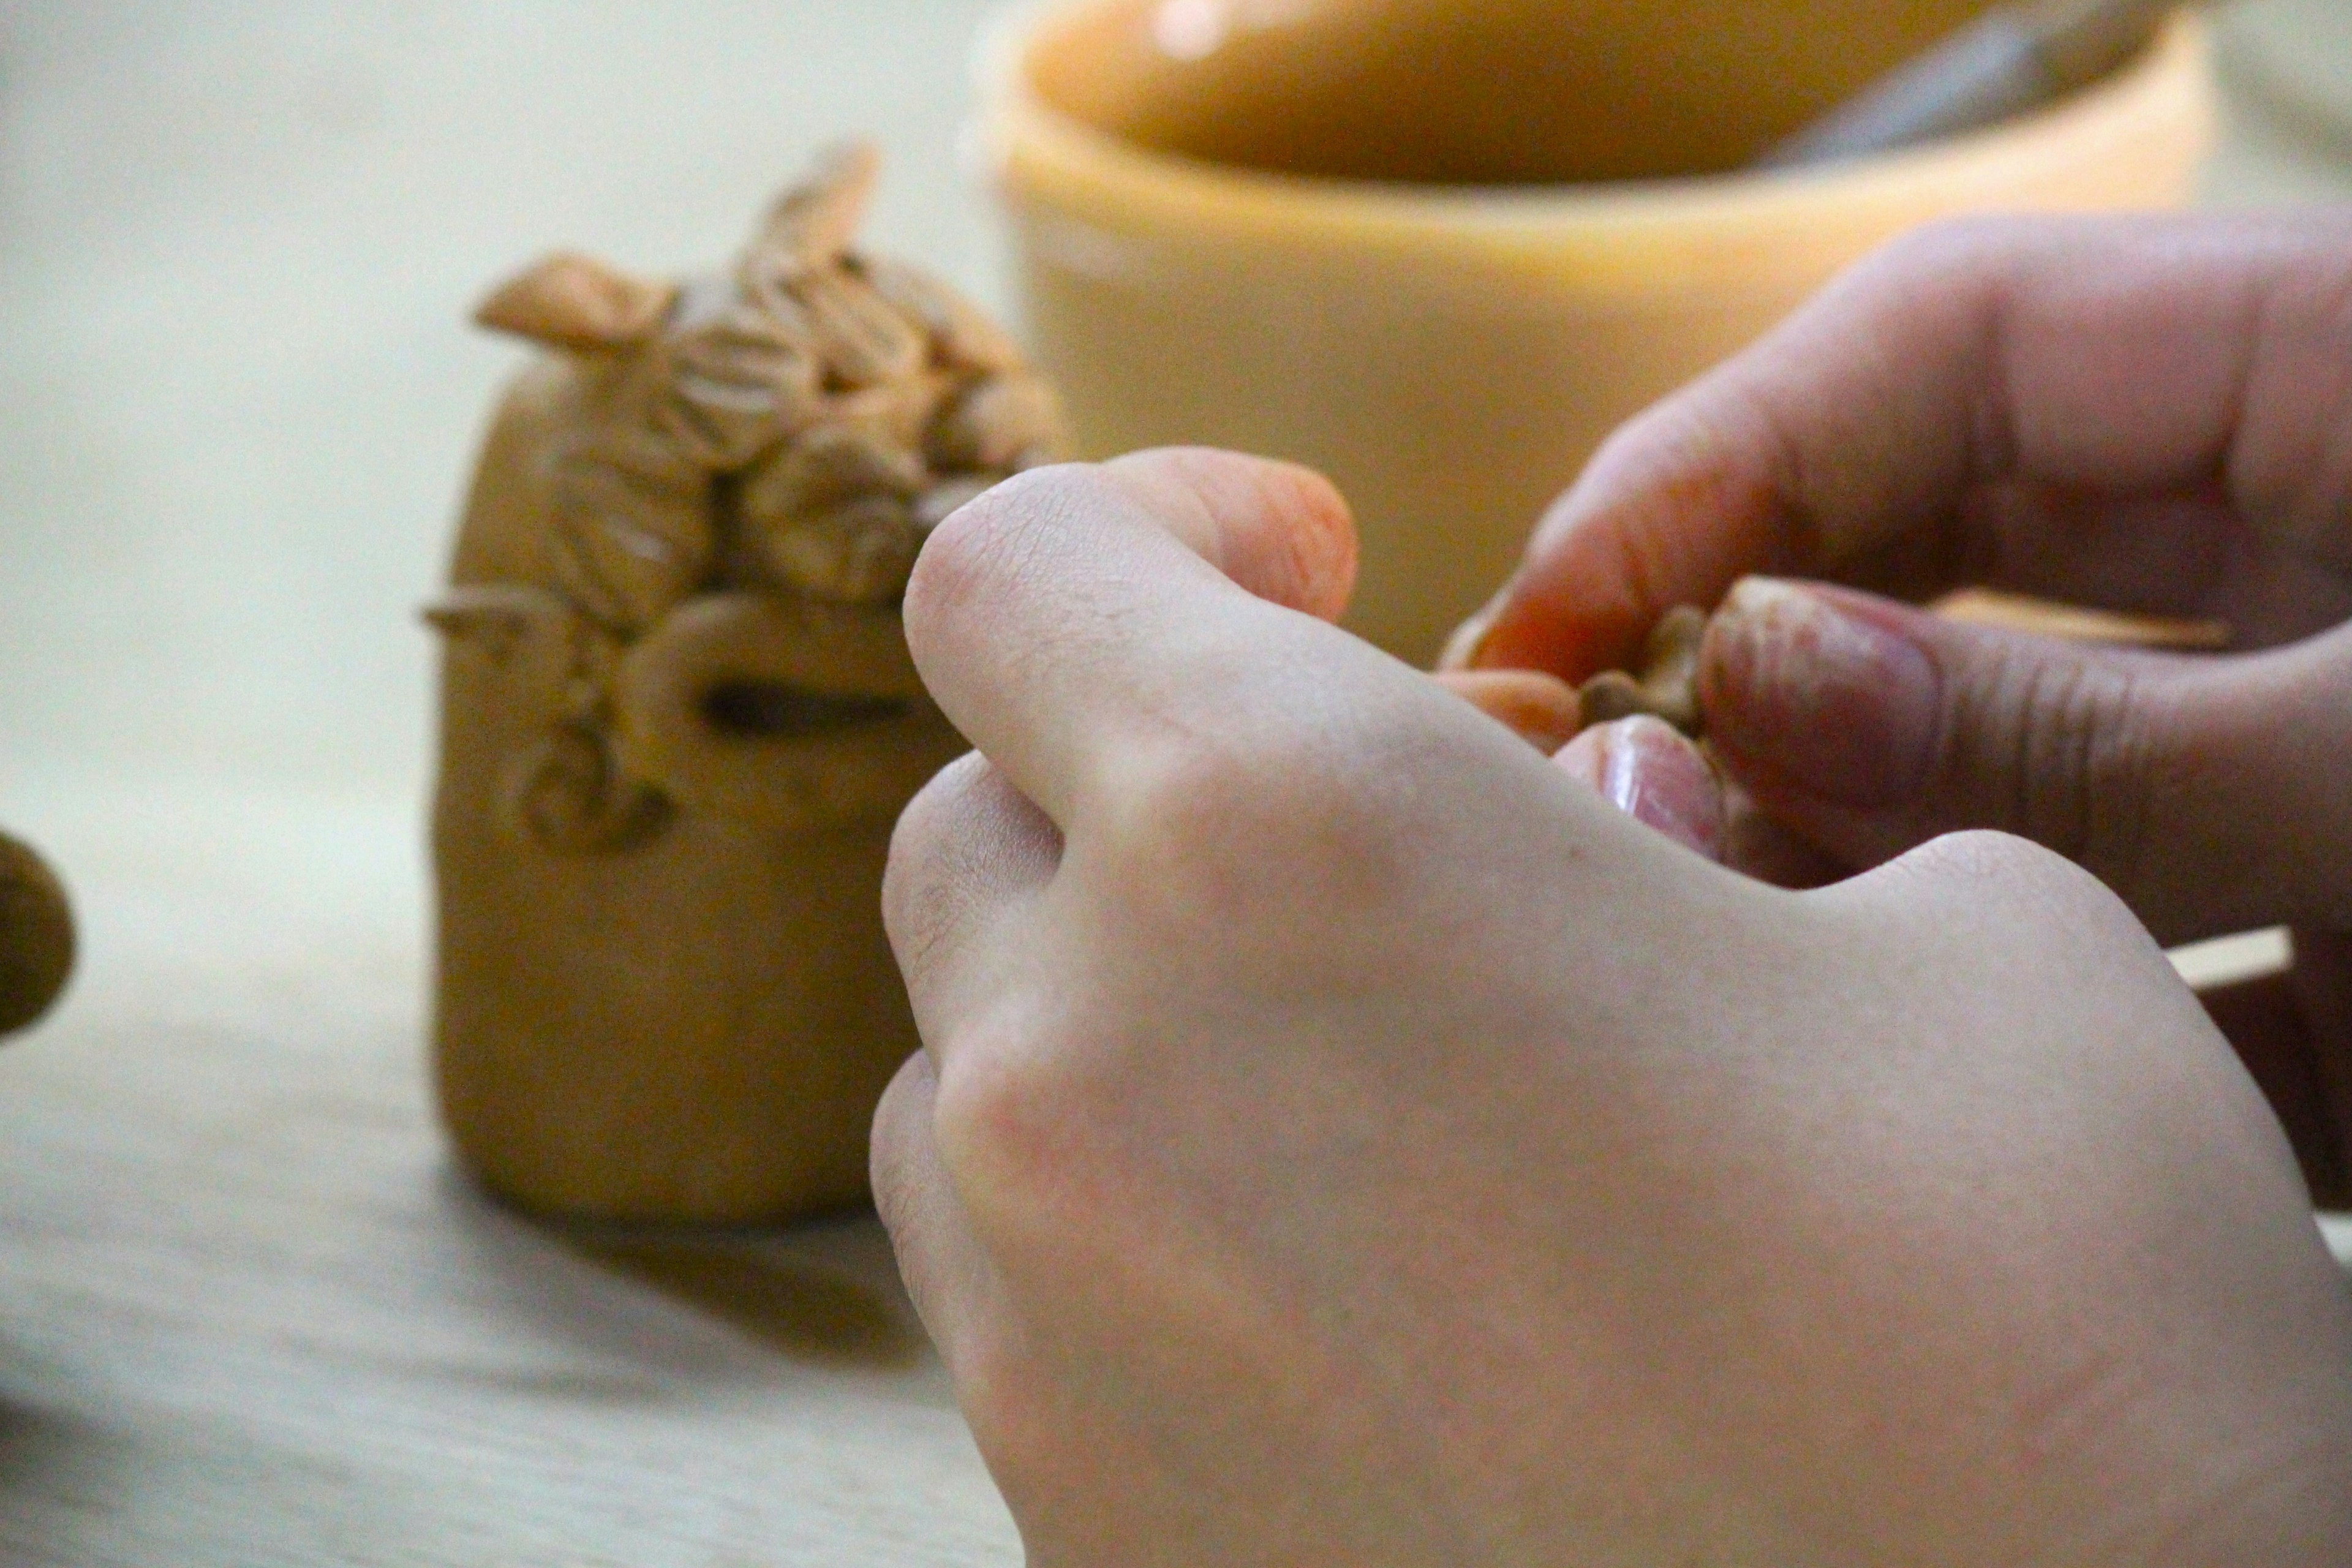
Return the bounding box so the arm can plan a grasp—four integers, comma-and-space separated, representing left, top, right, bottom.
430, 146, 1066, 1224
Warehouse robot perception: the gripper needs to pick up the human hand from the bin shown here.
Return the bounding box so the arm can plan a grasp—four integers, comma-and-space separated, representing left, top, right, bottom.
875, 447, 2352, 1566
1447, 214, 2352, 1191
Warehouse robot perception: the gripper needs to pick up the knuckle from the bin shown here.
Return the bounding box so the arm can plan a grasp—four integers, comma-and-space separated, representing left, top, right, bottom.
1860, 214, 2035, 288
884, 751, 1062, 982
1092, 717, 1405, 946
1896, 827, 2154, 956
902, 462, 1101, 654
1905, 826, 2080, 889
1952, 646, 2167, 898
929, 1014, 1098, 1223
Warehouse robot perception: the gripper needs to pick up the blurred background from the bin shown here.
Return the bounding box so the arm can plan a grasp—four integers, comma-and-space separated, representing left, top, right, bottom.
0, 0, 2343, 806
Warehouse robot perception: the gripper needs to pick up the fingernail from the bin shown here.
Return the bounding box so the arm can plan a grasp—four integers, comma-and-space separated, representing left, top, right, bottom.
1556, 717, 1726, 861
1705, 578, 1939, 807
1601, 717, 1726, 861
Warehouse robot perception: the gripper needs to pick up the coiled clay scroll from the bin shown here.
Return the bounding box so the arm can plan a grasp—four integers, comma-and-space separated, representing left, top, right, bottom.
429, 146, 1066, 1224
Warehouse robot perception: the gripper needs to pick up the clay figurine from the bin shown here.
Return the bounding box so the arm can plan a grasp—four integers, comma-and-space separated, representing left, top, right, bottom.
0, 832, 72, 1038
428, 145, 1068, 1224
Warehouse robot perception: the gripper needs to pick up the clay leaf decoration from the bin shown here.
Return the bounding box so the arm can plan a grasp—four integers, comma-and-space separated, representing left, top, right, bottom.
0, 832, 73, 1037
739, 141, 883, 293
434, 141, 1073, 855
475, 253, 676, 351
543, 426, 716, 638
654, 279, 826, 473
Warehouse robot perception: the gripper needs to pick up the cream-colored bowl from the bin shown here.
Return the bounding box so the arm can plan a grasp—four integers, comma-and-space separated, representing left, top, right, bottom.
979, 0, 2215, 665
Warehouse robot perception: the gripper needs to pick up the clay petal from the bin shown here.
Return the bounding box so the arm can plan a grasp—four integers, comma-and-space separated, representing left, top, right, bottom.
546, 431, 714, 597
863, 258, 1026, 375
794, 270, 927, 391
740, 141, 883, 290
748, 494, 924, 606
654, 300, 824, 470
925, 372, 1069, 473
551, 511, 706, 637
823, 371, 955, 453
476, 253, 676, 350
740, 423, 926, 526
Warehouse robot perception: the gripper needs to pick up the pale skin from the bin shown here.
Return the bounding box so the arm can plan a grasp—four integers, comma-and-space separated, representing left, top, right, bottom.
872, 215, 2352, 1564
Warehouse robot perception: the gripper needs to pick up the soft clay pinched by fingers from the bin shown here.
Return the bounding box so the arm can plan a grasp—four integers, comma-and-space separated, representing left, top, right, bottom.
1442, 588, 2235, 760
1565, 605, 1706, 736
1440, 603, 1709, 755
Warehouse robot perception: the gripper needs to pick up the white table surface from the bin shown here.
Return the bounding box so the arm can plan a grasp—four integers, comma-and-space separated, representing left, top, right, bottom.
0, 3, 2346, 1561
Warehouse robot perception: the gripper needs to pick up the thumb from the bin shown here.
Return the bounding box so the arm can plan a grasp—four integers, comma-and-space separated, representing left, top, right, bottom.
1699, 578, 2352, 946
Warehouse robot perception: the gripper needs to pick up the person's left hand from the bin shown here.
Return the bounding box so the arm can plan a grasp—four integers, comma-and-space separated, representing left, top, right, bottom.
874, 448, 2352, 1566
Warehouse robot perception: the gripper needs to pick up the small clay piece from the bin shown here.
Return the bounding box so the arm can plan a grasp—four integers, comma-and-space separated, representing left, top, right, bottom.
1439, 605, 1704, 754
1575, 605, 1706, 736
0, 832, 72, 1037
429, 143, 1070, 1224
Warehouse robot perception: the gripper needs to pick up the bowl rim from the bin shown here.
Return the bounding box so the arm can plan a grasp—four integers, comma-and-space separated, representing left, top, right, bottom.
974, 1, 2215, 263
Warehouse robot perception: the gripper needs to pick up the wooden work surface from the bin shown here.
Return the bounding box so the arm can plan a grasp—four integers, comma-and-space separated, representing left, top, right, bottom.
0, 772, 1019, 1566
0, 2, 2348, 1562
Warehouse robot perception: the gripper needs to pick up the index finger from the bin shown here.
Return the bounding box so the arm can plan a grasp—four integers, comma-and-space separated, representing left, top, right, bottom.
1455, 212, 2352, 681
903, 448, 1357, 826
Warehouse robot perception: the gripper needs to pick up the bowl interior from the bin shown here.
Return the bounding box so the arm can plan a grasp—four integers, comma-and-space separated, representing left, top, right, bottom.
1026, 0, 2008, 184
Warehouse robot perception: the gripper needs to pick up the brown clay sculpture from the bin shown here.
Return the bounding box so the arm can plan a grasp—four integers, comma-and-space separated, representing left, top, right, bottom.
0, 832, 72, 1037
428, 145, 1068, 1224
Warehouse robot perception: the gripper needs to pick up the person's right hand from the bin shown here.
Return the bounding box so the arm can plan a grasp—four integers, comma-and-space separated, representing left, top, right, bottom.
876, 449, 2352, 1566
1446, 214, 2352, 1195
